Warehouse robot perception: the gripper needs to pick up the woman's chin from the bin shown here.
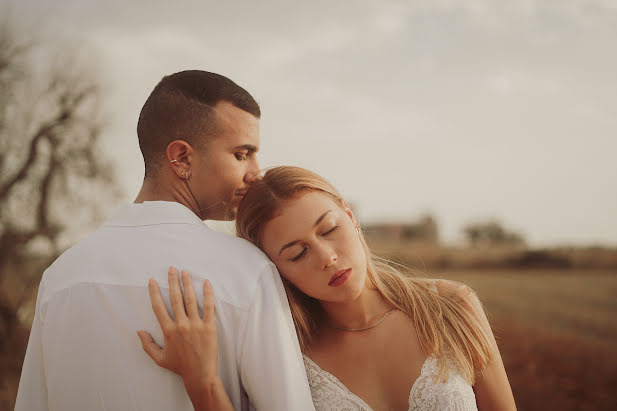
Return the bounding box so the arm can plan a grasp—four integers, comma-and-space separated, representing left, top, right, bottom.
319, 281, 366, 305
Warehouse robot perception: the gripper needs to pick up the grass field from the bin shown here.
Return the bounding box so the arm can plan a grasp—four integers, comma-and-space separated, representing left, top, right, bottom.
432, 269, 617, 411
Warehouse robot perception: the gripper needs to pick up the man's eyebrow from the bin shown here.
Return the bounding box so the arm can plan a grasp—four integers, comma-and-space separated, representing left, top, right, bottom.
278, 210, 332, 256
233, 144, 258, 153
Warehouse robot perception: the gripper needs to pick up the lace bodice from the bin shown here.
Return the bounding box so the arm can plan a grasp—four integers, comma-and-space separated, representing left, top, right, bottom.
303, 354, 478, 411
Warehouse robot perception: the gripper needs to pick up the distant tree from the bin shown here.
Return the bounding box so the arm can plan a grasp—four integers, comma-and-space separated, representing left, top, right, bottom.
463, 220, 525, 247
0, 18, 120, 403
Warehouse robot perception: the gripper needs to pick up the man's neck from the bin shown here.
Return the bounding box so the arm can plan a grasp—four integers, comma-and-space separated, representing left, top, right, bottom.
135, 181, 174, 203
135, 178, 202, 219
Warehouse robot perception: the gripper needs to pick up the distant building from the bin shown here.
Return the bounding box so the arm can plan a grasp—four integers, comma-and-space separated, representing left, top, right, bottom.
363, 215, 439, 244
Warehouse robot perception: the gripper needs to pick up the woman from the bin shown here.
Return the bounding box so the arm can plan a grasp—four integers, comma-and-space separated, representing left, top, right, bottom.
138, 166, 516, 410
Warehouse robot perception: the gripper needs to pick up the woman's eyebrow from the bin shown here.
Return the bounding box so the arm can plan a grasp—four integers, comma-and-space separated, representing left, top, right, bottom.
313, 210, 332, 227
278, 210, 332, 256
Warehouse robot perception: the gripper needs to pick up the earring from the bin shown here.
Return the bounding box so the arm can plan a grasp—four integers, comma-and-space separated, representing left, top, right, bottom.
170, 159, 179, 163
181, 170, 186, 179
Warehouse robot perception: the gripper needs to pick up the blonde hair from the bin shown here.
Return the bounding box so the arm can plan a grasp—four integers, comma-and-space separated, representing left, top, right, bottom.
236, 166, 492, 384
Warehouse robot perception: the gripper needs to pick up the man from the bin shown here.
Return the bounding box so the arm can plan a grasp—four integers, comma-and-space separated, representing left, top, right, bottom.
15, 71, 315, 410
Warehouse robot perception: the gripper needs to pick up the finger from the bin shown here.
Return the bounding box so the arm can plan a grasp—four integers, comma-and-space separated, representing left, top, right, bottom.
168, 266, 187, 319
148, 278, 172, 329
202, 279, 215, 325
137, 330, 165, 367
181, 270, 199, 319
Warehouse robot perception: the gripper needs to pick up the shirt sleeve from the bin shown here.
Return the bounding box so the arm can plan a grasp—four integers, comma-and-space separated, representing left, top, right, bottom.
15, 282, 49, 411
239, 262, 316, 411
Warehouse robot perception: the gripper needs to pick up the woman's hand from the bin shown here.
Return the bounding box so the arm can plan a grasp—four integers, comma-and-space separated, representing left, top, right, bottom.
137, 266, 233, 411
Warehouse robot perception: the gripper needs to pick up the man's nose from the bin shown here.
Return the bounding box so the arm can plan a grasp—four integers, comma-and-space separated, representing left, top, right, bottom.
244, 158, 261, 184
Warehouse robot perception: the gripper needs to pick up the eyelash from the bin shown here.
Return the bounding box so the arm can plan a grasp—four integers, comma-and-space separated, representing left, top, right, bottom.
290, 225, 338, 262
235, 153, 248, 161
291, 248, 307, 262
324, 225, 338, 235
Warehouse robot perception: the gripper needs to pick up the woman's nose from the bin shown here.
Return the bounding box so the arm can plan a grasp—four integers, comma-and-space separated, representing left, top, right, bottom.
321, 248, 337, 269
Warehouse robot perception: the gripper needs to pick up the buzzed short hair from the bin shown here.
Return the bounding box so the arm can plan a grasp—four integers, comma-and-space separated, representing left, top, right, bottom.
137, 70, 260, 177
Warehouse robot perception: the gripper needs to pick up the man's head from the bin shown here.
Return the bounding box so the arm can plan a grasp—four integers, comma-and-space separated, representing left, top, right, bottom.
137, 70, 261, 220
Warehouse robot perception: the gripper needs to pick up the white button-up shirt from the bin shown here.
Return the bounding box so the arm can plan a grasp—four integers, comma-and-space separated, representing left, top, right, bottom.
16, 201, 315, 411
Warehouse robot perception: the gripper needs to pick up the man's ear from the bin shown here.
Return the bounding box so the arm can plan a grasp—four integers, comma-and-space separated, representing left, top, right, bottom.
166, 140, 193, 179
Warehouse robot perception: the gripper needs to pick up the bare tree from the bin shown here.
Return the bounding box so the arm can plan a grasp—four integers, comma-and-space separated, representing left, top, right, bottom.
0, 18, 120, 407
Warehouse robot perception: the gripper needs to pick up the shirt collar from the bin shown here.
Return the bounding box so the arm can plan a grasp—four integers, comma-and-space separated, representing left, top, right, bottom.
105, 201, 207, 227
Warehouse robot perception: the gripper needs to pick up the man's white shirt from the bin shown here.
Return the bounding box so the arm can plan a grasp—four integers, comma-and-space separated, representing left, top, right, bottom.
15, 201, 315, 410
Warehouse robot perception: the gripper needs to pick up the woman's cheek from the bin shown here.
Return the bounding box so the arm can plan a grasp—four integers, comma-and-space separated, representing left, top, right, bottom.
281, 267, 309, 291
278, 267, 296, 285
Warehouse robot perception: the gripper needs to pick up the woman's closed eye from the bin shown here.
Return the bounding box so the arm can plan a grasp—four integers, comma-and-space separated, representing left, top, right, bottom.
289, 226, 338, 262
323, 225, 338, 235
291, 247, 307, 262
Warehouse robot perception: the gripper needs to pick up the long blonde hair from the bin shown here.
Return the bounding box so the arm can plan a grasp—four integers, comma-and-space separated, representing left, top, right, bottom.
236, 166, 492, 384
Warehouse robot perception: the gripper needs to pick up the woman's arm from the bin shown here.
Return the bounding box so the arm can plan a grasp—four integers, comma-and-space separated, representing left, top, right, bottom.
137, 267, 233, 411
436, 280, 517, 411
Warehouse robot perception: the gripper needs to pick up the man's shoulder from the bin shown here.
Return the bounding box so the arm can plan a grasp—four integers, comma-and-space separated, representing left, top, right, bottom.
49, 218, 269, 269
200, 226, 269, 262
40, 218, 277, 308
162, 222, 274, 274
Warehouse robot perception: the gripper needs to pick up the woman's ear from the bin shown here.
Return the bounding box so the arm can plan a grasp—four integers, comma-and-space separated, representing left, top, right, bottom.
342, 199, 356, 223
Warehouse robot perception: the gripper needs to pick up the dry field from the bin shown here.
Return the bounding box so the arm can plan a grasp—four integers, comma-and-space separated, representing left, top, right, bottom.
2, 266, 616, 410
432, 269, 617, 411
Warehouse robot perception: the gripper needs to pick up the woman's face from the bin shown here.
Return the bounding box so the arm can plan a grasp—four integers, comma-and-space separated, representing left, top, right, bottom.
261, 191, 368, 303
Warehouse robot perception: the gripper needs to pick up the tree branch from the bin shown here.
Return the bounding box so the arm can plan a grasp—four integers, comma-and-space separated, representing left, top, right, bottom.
36, 152, 59, 237
0, 84, 95, 202
0, 118, 57, 201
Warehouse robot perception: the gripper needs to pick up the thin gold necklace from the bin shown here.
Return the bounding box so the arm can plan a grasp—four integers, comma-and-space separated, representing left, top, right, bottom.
329, 308, 397, 331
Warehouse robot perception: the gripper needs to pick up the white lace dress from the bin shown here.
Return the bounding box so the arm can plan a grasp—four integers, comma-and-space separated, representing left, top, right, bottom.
303, 354, 478, 411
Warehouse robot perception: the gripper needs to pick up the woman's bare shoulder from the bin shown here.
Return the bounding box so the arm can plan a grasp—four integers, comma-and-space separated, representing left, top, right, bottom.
420, 278, 469, 295
428, 279, 483, 313
433, 278, 470, 294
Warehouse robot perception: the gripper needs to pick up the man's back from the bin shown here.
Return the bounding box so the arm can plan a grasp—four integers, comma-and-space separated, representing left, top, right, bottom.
16, 201, 314, 410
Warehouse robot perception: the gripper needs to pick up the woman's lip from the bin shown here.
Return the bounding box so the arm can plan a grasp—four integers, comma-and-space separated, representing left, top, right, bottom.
328, 268, 351, 287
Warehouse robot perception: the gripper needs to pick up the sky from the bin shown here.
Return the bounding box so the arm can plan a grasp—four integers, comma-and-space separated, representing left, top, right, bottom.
7, 0, 617, 246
